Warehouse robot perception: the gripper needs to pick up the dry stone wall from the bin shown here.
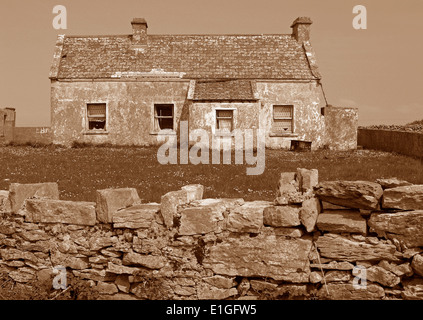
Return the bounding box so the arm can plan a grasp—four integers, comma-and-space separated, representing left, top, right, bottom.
1, 173, 423, 300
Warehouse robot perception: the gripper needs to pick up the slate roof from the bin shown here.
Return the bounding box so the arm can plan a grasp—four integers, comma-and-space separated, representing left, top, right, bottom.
193, 80, 256, 101
53, 34, 319, 80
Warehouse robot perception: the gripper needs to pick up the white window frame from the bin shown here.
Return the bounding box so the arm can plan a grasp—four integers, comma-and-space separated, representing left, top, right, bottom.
214, 107, 236, 136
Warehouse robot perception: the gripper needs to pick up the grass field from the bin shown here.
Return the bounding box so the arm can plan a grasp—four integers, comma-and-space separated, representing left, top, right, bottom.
1, 145, 422, 203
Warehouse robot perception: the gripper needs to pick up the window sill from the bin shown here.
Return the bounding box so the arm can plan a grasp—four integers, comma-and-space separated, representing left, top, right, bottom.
269, 132, 298, 137
149, 130, 176, 136
83, 131, 109, 135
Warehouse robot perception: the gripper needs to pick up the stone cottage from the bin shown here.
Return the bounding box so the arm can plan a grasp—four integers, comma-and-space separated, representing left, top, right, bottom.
0, 108, 16, 144
49, 17, 357, 150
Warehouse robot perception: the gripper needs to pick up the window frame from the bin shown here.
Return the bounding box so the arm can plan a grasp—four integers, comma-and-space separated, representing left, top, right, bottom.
153, 103, 175, 133
85, 103, 108, 134
271, 105, 295, 135
214, 108, 236, 136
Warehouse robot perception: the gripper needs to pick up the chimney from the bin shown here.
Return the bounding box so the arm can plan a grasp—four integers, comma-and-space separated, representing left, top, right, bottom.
291, 17, 312, 42
131, 18, 148, 45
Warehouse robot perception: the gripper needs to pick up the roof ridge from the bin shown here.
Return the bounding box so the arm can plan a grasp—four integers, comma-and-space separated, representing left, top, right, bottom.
64, 33, 293, 39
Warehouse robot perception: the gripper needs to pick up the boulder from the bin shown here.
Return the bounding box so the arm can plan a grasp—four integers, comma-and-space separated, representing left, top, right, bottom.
368, 211, 423, 248
316, 210, 367, 235
227, 201, 271, 233
202, 235, 312, 282
96, 282, 118, 295
273, 227, 304, 238
25, 199, 96, 226
160, 190, 188, 228
113, 203, 160, 229
96, 188, 141, 223
9, 182, 59, 214
315, 233, 402, 262
179, 206, 224, 235
314, 181, 383, 210
382, 185, 423, 210
263, 205, 301, 227
299, 198, 321, 232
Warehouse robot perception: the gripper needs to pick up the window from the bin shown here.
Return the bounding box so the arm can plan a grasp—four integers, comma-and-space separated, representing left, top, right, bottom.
216, 109, 233, 132
154, 104, 174, 131
272, 105, 293, 133
87, 103, 107, 131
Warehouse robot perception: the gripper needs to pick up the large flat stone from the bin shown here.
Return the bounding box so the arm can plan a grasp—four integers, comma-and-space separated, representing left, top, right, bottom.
227, 201, 271, 233
316, 210, 367, 235
382, 185, 423, 210
9, 183, 59, 214
263, 205, 301, 227
179, 206, 224, 235
96, 188, 141, 223
25, 199, 96, 226
122, 252, 167, 269
202, 235, 312, 282
314, 181, 383, 210
368, 211, 423, 248
315, 233, 402, 262
317, 283, 385, 300
113, 203, 160, 229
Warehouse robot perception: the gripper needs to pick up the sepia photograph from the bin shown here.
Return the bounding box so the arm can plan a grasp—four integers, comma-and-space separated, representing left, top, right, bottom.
0, 0, 423, 310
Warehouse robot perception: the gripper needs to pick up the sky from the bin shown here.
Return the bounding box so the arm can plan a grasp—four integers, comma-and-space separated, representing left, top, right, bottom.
0, 0, 422, 127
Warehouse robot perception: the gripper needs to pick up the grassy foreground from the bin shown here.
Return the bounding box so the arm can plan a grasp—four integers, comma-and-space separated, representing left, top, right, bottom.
1, 145, 422, 203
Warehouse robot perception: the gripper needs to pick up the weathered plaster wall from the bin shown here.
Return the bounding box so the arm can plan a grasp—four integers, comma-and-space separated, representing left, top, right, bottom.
255, 81, 326, 150
188, 102, 260, 148
51, 80, 190, 147
13, 127, 53, 145
323, 106, 358, 150
0, 108, 16, 144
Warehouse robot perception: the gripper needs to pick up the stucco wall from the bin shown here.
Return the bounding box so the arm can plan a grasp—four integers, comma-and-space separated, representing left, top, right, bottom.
323, 106, 358, 150
255, 81, 326, 150
51, 80, 190, 146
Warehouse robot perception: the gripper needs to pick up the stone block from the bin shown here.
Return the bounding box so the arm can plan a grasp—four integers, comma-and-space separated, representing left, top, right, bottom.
181, 184, 204, 202
179, 206, 224, 235
113, 203, 160, 229
0, 190, 11, 213
299, 198, 321, 232
160, 189, 188, 228
368, 211, 423, 248
122, 251, 167, 269
25, 199, 96, 226
315, 233, 402, 262
263, 205, 301, 227
376, 178, 412, 189
314, 181, 383, 210
382, 185, 423, 210
227, 201, 270, 233
366, 265, 401, 287
202, 235, 312, 282
96, 188, 141, 223
316, 210, 367, 235
296, 168, 318, 192
317, 283, 384, 300
9, 182, 59, 214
